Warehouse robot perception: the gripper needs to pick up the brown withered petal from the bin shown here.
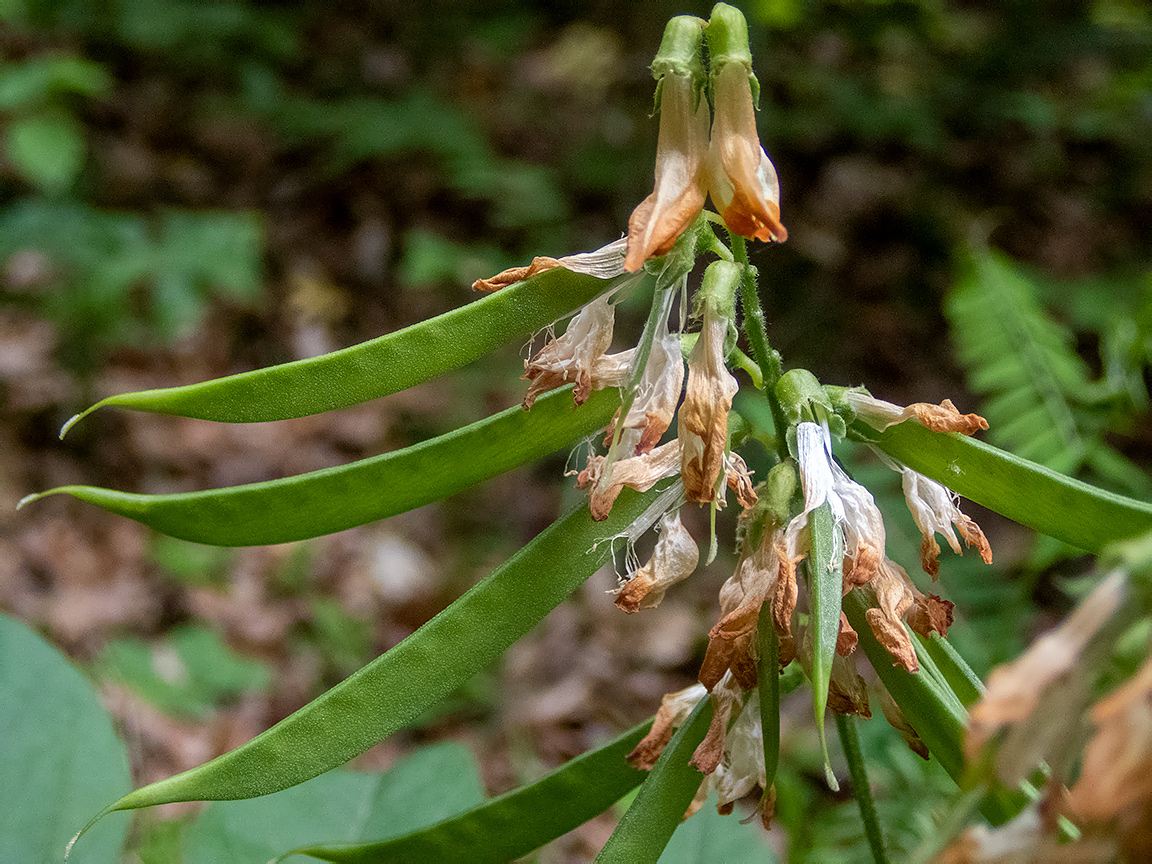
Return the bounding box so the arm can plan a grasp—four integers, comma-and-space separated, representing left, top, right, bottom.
771, 541, 800, 640
578, 438, 682, 521
957, 512, 994, 565
879, 686, 929, 760
1069, 656, 1152, 825
907, 592, 955, 639
967, 572, 1126, 783
614, 510, 699, 613
679, 312, 739, 503
845, 542, 881, 593
473, 257, 561, 292
827, 653, 871, 718
725, 452, 758, 510
690, 673, 743, 776
474, 238, 628, 292
701, 535, 779, 689
836, 611, 858, 656
846, 391, 988, 436
864, 562, 918, 673
624, 73, 710, 272
627, 683, 708, 770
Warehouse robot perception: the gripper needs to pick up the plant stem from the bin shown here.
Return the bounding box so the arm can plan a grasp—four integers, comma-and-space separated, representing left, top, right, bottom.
835, 713, 889, 864
727, 230, 789, 461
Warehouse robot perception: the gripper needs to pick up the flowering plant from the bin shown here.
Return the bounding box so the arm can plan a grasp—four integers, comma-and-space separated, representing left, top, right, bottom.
33, 4, 1152, 861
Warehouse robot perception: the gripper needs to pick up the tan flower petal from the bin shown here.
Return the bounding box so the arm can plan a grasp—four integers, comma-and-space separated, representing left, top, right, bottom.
627, 682, 707, 770
1069, 656, 1152, 825
624, 73, 710, 272
614, 510, 699, 613
522, 294, 615, 409
846, 391, 988, 435
679, 310, 738, 503
900, 467, 993, 578
864, 561, 918, 673
771, 540, 800, 640
827, 651, 871, 718
577, 438, 682, 521
967, 571, 1126, 784
690, 673, 743, 775
706, 63, 787, 243
879, 685, 929, 760
473, 257, 561, 293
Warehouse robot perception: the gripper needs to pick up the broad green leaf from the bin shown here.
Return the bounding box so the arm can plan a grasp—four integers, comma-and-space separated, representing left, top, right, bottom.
6, 110, 85, 194
72, 484, 669, 848
658, 791, 778, 863
62, 267, 626, 432
182, 743, 483, 864
291, 721, 652, 863
27, 386, 620, 546
596, 698, 714, 864
807, 501, 842, 791
0, 614, 130, 864
864, 420, 1152, 553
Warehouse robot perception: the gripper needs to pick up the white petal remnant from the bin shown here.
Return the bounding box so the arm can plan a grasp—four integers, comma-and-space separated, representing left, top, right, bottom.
845, 391, 988, 436
576, 438, 683, 522
472, 238, 628, 292
522, 294, 616, 409
899, 466, 993, 577
614, 509, 699, 613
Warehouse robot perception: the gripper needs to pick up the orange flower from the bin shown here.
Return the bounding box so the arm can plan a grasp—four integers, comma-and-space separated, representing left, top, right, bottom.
705, 61, 786, 244
624, 69, 710, 272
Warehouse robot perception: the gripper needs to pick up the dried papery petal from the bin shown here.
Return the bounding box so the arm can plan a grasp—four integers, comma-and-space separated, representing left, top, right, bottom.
577, 438, 682, 521
679, 308, 739, 503
899, 467, 992, 577
705, 62, 787, 243
827, 651, 870, 717
714, 690, 768, 810
473, 238, 629, 292
845, 391, 988, 436
907, 592, 955, 639
625, 71, 710, 272
614, 509, 699, 613
836, 611, 858, 656
878, 685, 928, 759
619, 332, 685, 456
1069, 657, 1152, 832
690, 672, 743, 775
522, 294, 616, 409
967, 571, 1126, 785
699, 528, 781, 690
627, 682, 707, 770
724, 451, 758, 510
771, 541, 800, 640
864, 560, 918, 673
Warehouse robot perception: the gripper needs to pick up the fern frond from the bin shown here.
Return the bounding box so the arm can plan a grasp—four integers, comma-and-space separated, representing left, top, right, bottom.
946, 247, 1091, 474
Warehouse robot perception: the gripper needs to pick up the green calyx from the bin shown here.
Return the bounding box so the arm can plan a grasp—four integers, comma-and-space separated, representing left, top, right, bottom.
705, 3, 760, 106
651, 16, 706, 83
775, 368, 846, 437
